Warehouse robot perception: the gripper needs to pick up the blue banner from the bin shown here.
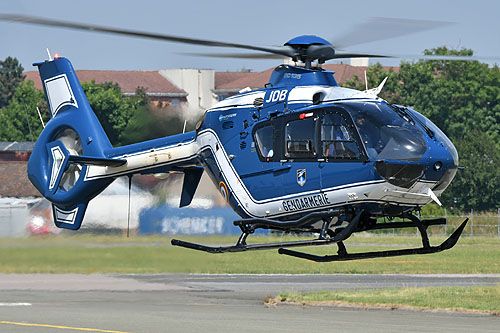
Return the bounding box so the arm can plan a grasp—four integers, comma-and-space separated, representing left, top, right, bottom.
139, 205, 268, 235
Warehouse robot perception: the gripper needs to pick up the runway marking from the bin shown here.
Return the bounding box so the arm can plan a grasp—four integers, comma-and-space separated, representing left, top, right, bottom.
189, 303, 218, 306
0, 321, 130, 332
357, 260, 432, 264
0, 303, 31, 306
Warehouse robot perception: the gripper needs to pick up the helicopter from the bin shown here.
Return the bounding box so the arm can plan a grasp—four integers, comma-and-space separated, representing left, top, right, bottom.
1, 14, 475, 262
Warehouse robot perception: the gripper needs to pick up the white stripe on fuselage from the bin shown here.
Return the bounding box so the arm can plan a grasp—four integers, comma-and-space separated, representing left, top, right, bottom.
196, 129, 436, 219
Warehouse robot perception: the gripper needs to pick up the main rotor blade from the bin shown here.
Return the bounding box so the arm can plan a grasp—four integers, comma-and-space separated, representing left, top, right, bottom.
329, 51, 390, 59
331, 17, 454, 49
184, 51, 391, 60
187, 50, 499, 63
0, 13, 295, 58
334, 50, 500, 62
181, 52, 287, 59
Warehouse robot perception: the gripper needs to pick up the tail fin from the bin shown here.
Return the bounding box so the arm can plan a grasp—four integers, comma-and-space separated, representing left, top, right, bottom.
28, 57, 117, 229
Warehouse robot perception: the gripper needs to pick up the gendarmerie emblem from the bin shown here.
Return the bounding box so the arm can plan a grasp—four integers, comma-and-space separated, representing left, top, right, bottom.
297, 169, 306, 186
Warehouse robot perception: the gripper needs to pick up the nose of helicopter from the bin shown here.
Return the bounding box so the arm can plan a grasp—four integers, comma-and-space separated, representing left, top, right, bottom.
400, 107, 460, 193
425, 138, 459, 193
374, 134, 459, 191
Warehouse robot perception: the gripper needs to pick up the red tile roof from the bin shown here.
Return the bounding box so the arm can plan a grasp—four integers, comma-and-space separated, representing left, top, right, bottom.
215, 72, 256, 88
25, 64, 399, 97
215, 68, 274, 91
214, 64, 399, 91
25, 70, 187, 96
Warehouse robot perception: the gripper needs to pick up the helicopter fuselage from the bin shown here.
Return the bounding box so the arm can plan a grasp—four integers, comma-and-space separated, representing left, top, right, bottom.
194, 65, 458, 221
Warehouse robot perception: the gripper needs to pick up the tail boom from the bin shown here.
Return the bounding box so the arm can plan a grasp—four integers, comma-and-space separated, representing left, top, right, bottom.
28, 56, 201, 230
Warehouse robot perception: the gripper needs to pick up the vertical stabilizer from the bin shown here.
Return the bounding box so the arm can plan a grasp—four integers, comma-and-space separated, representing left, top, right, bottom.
28, 57, 115, 229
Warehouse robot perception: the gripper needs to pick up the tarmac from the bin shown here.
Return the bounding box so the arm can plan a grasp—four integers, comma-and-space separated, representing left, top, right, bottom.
0, 273, 499, 332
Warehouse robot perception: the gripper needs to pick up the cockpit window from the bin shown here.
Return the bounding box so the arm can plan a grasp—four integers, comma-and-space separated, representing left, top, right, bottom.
255, 125, 274, 159
285, 116, 317, 158
321, 112, 361, 160
407, 108, 458, 166
349, 102, 427, 161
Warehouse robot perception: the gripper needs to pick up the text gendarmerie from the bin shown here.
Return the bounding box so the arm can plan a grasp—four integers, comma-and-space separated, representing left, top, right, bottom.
282, 193, 330, 212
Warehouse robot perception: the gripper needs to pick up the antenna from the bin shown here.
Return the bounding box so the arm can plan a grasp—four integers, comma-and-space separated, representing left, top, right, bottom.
183, 119, 187, 134
46, 48, 53, 61
36, 107, 45, 128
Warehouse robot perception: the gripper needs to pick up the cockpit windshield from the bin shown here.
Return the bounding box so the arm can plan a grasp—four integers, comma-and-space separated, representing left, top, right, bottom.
347, 102, 427, 162
406, 108, 458, 166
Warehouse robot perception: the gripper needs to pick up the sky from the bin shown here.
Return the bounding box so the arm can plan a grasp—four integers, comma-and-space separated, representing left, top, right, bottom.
0, 0, 498, 72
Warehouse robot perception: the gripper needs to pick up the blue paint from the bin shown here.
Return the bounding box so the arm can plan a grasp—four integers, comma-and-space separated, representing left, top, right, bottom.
285, 35, 332, 46
268, 65, 338, 88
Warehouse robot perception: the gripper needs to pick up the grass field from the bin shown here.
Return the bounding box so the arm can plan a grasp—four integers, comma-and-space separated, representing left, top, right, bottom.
276, 285, 500, 314
0, 233, 499, 274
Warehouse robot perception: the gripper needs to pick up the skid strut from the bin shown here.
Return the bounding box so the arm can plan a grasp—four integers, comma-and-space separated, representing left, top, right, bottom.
278, 218, 469, 262
171, 209, 360, 253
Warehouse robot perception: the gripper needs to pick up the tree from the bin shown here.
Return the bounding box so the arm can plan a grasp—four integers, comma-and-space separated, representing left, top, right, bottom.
397, 47, 500, 146
81, 81, 149, 146
440, 130, 500, 211
119, 87, 196, 145
0, 56, 25, 108
119, 106, 195, 145
0, 80, 47, 141
0, 79, 151, 145
344, 62, 402, 103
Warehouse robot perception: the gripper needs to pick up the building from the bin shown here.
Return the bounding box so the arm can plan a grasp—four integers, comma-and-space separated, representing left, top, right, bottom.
159, 69, 216, 114
0, 142, 39, 198
25, 63, 399, 113
24, 70, 188, 108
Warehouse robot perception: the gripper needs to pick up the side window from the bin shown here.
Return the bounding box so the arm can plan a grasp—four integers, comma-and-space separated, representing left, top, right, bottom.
285, 116, 317, 158
321, 112, 361, 160
254, 125, 274, 159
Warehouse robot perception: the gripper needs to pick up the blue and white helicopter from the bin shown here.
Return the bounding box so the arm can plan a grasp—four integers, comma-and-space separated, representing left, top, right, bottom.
3, 14, 472, 262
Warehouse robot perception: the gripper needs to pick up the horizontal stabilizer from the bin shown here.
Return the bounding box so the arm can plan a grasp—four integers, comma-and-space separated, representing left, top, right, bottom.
68, 155, 127, 167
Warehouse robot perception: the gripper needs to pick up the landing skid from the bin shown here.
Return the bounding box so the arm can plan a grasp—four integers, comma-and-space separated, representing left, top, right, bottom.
170, 209, 468, 262
171, 210, 361, 253
279, 219, 468, 262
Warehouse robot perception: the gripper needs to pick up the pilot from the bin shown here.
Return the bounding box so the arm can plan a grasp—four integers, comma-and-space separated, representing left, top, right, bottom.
325, 126, 347, 158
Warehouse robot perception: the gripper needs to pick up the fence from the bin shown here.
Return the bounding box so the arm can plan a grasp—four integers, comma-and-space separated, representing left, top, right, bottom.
1, 200, 499, 238
374, 208, 500, 237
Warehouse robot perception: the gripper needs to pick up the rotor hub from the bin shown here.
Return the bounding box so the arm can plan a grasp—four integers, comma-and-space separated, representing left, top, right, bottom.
285, 35, 336, 67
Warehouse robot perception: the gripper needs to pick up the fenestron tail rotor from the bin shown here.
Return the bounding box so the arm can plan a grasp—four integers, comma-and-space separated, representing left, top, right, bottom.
53, 128, 83, 191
